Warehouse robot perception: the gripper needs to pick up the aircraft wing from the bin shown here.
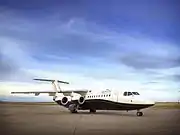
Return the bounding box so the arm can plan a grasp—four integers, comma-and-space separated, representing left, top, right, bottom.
61, 90, 89, 96
11, 89, 89, 96
11, 91, 56, 96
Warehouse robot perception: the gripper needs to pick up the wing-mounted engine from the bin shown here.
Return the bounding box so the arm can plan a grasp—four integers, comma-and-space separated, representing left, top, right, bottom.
78, 96, 85, 105
53, 95, 71, 107
61, 96, 69, 106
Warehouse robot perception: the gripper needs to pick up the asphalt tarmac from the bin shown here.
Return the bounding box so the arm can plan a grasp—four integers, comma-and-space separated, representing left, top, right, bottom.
1, 103, 180, 135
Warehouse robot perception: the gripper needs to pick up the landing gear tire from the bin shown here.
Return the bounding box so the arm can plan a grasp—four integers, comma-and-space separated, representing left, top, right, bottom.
90, 109, 96, 113
136, 112, 143, 116
68, 104, 78, 113
71, 110, 78, 113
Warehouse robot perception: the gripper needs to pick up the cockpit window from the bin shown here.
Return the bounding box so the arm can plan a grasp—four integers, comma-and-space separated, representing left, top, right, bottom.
128, 92, 132, 96
124, 91, 138, 96
123, 92, 127, 96
132, 92, 140, 95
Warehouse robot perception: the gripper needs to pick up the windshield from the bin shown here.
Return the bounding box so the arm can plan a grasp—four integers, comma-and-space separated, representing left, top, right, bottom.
124, 91, 140, 96
132, 92, 140, 95
128, 92, 132, 96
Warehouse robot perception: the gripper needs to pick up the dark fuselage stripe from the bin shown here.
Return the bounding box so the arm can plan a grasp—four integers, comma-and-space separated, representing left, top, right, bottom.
55, 99, 154, 110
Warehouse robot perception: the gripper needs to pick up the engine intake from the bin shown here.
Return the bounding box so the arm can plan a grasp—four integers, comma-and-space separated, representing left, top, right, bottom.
61, 96, 69, 106
78, 96, 85, 105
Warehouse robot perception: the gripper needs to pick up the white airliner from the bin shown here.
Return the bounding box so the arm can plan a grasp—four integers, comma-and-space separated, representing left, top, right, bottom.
11, 79, 155, 116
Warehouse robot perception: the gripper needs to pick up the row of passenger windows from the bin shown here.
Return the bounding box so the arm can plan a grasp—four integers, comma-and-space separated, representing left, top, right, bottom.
87, 94, 111, 98
123, 92, 140, 96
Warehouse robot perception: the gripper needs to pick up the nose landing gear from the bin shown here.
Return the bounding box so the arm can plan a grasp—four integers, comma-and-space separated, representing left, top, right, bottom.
136, 111, 143, 116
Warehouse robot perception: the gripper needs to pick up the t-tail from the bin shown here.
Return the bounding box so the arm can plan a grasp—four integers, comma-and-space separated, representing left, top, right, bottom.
33, 79, 69, 92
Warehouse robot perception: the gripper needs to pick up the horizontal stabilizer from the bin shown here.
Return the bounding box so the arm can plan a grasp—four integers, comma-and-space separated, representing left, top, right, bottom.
33, 79, 69, 84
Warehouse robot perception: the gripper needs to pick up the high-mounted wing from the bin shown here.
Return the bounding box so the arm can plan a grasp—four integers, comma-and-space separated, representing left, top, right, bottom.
11, 78, 89, 97
11, 89, 89, 96
11, 91, 56, 96
59, 89, 89, 96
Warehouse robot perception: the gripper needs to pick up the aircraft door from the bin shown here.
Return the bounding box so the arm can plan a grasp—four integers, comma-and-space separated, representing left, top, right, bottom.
123, 91, 134, 103
128, 92, 134, 103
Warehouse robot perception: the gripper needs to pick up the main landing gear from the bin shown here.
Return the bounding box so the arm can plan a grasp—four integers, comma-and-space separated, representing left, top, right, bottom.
136, 111, 143, 116
90, 109, 96, 113
68, 104, 78, 113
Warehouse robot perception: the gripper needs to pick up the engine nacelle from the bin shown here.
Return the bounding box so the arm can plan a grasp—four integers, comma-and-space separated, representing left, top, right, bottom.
61, 96, 69, 106
78, 96, 85, 105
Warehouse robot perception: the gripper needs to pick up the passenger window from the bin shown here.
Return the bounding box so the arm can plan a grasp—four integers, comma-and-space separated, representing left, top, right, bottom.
123, 92, 127, 96
109, 94, 111, 97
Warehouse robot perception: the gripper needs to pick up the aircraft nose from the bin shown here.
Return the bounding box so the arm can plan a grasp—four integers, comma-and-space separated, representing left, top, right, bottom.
135, 96, 155, 105
145, 100, 155, 105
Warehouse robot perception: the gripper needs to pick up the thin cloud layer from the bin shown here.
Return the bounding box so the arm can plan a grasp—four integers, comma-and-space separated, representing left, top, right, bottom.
0, 1, 180, 101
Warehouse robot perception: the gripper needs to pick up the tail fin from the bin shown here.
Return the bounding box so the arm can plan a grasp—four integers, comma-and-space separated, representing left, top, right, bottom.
33, 79, 69, 92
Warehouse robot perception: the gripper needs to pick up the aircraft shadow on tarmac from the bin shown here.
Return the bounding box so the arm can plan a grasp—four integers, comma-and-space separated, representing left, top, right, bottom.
74, 111, 140, 117
42, 111, 143, 117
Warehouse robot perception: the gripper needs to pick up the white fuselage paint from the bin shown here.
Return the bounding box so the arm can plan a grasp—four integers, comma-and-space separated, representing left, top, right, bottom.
54, 90, 155, 106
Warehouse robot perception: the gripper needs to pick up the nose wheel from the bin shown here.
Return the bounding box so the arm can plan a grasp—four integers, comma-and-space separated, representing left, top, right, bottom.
136, 111, 143, 116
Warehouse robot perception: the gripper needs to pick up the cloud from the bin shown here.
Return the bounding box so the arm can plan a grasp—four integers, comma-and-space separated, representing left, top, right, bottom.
119, 51, 180, 70
1, 13, 180, 71
0, 8, 180, 102
172, 74, 180, 81
0, 15, 180, 80
0, 9, 180, 69
0, 37, 38, 82
0, 52, 16, 79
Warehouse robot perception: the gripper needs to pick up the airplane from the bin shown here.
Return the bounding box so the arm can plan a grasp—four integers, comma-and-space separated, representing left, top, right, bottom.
11, 78, 155, 116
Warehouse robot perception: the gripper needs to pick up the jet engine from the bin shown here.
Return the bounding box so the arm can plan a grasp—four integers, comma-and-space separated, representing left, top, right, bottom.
61, 96, 69, 106
78, 96, 85, 105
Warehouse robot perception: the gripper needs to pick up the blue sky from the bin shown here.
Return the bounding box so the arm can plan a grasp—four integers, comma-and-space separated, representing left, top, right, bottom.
0, 0, 180, 102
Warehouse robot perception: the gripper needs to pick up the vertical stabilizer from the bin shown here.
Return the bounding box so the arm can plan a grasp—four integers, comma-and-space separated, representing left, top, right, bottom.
52, 80, 61, 92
